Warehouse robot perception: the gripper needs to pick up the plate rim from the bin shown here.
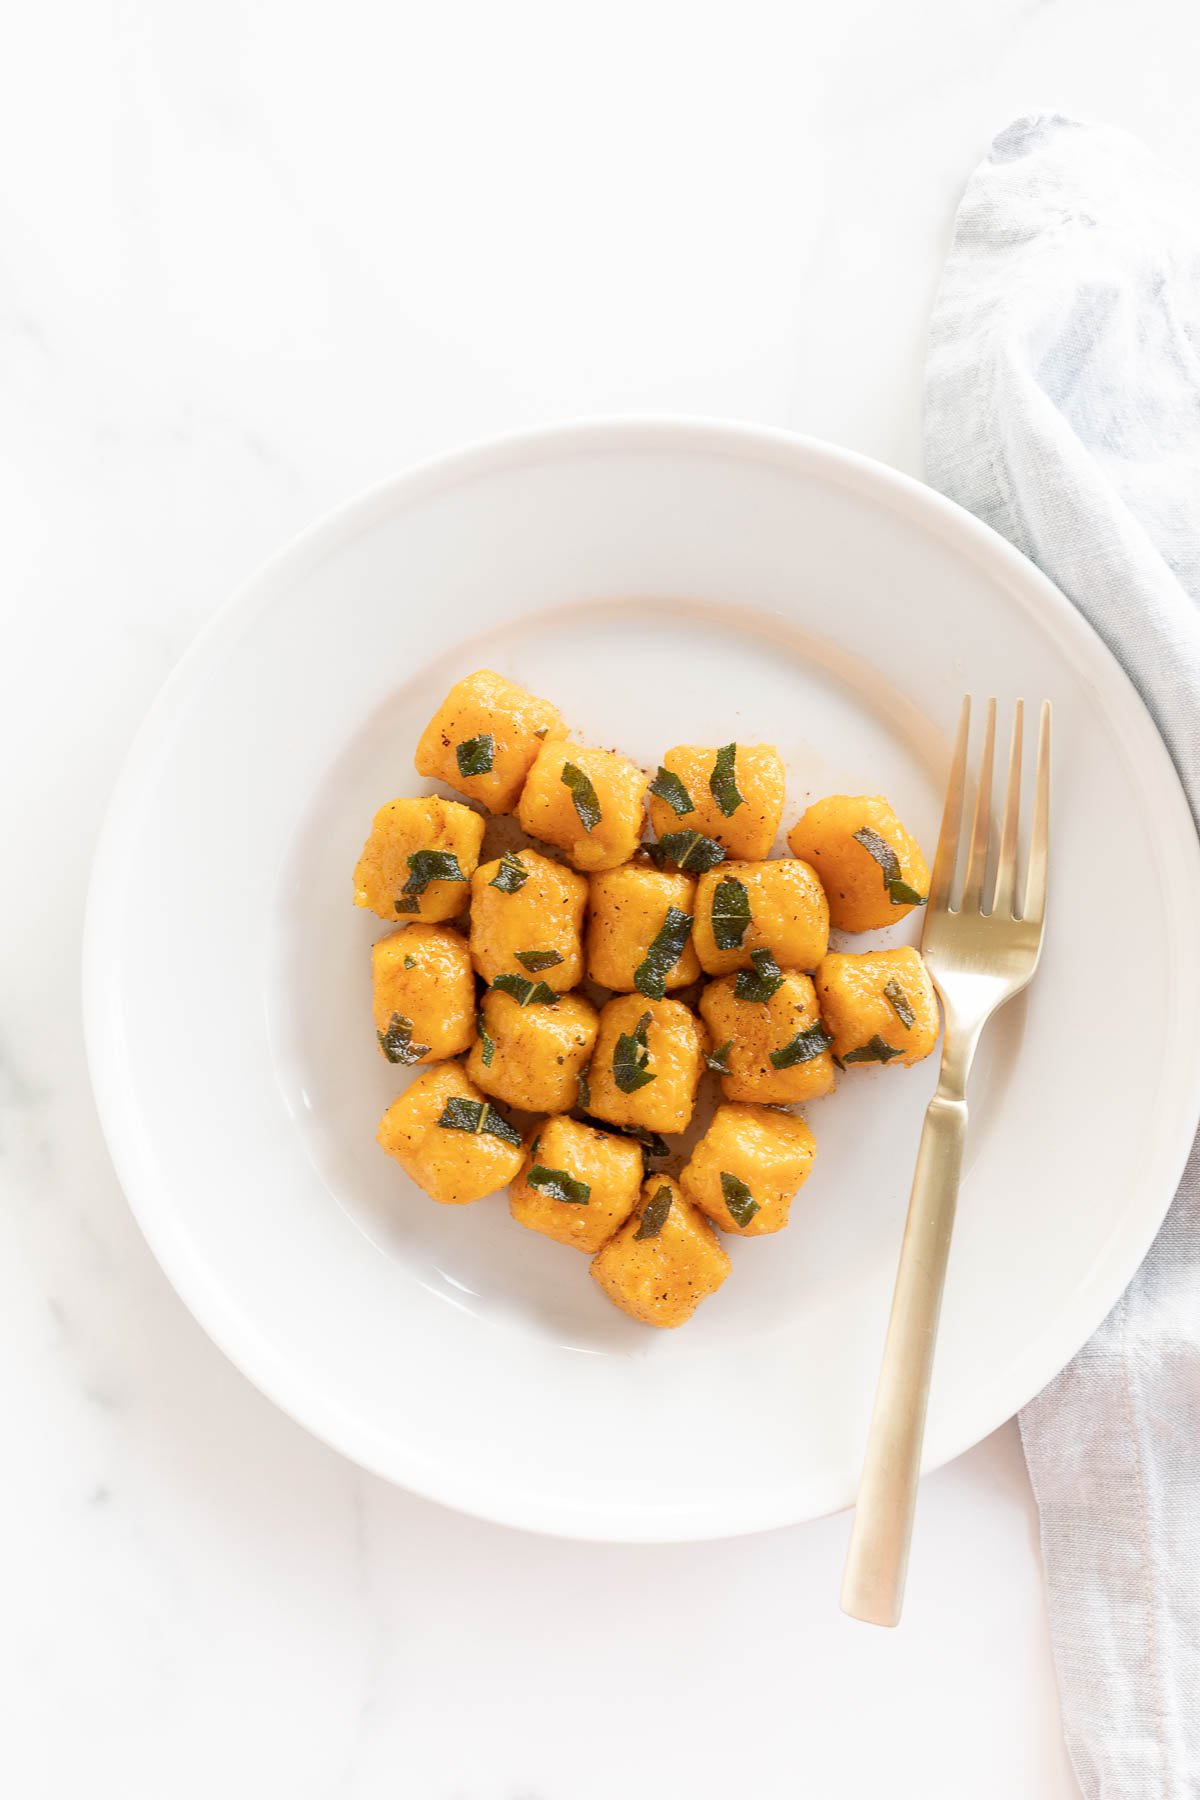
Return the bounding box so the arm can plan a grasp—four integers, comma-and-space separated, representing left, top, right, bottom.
83, 415, 1200, 1541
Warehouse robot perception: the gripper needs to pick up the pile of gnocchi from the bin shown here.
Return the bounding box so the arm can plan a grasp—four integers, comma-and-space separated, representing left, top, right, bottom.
353, 669, 937, 1329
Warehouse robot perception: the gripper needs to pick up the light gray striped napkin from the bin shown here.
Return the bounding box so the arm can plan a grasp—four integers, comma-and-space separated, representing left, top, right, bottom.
925, 113, 1200, 1800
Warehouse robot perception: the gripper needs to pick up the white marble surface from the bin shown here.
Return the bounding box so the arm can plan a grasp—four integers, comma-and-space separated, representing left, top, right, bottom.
5, 2, 1200, 1794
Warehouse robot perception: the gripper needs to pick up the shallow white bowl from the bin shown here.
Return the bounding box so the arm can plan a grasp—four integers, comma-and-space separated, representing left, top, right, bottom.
85, 419, 1200, 1541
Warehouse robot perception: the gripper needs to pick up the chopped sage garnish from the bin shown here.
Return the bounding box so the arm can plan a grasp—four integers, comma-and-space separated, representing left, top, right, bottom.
634, 1185, 673, 1240
720, 1171, 760, 1227
735, 948, 784, 1004
648, 767, 694, 816
842, 1034, 904, 1065
436, 1096, 523, 1145
561, 761, 602, 831
403, 954, 416, 969
515, 949, 564, 972
711, 875, 751, 951
852, 827, 927, 907
490, 973, 559, 1006
889, 879, 927, 907
709, 743, 745, 818
455, 733, 495, 778
634, 906, 694, 1001
625, 1125, 669, 1158
476, 1008, 496, 1068
577, 1067, 591, 1110
576, 1117, 667, 1170
613, 1011, 656, 1093
882, 979, 916, 1029
527, 1165, 591, 1205
403, 849, 467, 897
706, 1039, 734, 1074
769, 1020, 834, 1068
649, 830, 727, 873
627, 1123, 669, 1174
852, 825, 900, 882
633, 1130, 672, 1159
489, 852, 529, 894
376, 1013, 430, 1065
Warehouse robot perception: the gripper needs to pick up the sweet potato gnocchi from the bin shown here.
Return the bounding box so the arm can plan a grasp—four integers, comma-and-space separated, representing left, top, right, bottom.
509, 1114, 643, 1253
590, 1175, 731, 1327
352, 667, 936, 1327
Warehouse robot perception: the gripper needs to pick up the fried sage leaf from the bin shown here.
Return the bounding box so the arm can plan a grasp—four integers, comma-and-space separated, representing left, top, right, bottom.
476, 1008, 496, 1067
649, 830, 727, 873
852, 825, 900, 883
490, 973, 558, 1006
455, 733, 495, 778
622, 1122, 669, 1174
561, 761, 602, 831
633, 906, 694, 1000
613, 1010, 656, 1092
734, 947, 784, 1004
403, 849, 467, 896
436, 1096, 523, 1145
527, 1165, 591, 1205
769, 1020, 834, 1068
648, 767, 694, 816
851, 826, 926, 907
709, 742, 745, 817
882, 979, 916, 1029
625, 1125, 669, 1158
376, 1012, 430, 1065
489, 852, 529, 894
515, 949, 563, 972
705, 1039, 734, 1074
634, 1185, 674, 1240
710, 875, 751, 951
888, 879, 927, 907
842, 1034, 905, 1065
720, 1171, 760, 1227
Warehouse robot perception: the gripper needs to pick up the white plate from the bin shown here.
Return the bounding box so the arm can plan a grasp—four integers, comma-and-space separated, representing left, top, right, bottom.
85, 419, 1200, 1542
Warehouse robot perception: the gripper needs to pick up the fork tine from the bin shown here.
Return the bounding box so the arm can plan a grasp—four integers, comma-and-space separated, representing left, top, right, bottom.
961, 698, 996, 912
1023, 702, 1051, 923
928, 697, 971, 912
991, 701, 1024, 916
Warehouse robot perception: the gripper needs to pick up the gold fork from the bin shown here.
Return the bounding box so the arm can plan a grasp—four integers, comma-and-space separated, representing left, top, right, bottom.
840, 696, 1050, 1627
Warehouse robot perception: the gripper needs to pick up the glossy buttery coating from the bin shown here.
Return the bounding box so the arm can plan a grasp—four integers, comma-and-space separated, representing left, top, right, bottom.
787, 794, 929, 932
590, 1175, 731, 1328
353, 795, 485, 923
377, 1062, 524, 1204
414, 668, 565, 814
699, 969, 835, 1104
681, 1102, 817, 1237
469, 849, 588, 992
509, 1114, 643, 1252
517, 739, 650, 872
815, 946, 939, 1067
692, 858, 830, 976
645, 743, 786, 860
372, 925, 475, 1063
467, 988, 599, 1114
585, 994, 708, 1135
585, 863, 700, 993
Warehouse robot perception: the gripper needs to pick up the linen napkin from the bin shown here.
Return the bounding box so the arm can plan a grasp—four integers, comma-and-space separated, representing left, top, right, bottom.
925, 114, 1200, 1799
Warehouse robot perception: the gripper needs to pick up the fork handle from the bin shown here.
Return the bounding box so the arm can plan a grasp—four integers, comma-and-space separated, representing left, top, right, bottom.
840, 1062, 973, 1627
